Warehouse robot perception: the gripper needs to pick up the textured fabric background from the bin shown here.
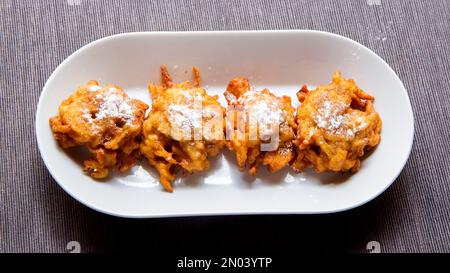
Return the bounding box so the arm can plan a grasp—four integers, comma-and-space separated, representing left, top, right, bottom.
0, 0, 449, 253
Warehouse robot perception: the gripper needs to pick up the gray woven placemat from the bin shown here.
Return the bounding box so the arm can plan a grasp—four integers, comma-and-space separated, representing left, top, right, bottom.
1, 0, 449, 253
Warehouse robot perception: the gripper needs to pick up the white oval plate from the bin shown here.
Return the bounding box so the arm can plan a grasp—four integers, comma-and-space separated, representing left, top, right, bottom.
36, 30, 414, 218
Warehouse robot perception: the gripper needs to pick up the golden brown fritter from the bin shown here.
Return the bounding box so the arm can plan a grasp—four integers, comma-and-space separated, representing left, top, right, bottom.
292, 72, 382, 173
49, 81, 149, 178
224, 77, 296, 175
140, 66, 225, 192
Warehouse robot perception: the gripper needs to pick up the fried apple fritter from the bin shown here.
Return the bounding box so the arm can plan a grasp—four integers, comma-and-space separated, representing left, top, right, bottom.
140, 66, 225, 192
292, 72, 382, 173
49, 81, 149, 178
224, 77, 296, 175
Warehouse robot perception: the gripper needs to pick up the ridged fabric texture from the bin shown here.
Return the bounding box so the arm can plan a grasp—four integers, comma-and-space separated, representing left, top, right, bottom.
0, 0, 448, 253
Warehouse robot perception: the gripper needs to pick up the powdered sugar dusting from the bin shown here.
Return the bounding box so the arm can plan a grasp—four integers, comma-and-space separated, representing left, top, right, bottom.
238, 88, 284, 138
81, 108, 92, 121
94, 88, 134, 122
88, 85, 101, 92
313, 99, 367, 137
167, 104, 203, 132
82, 86, 135, 127
166, 90, 219, 135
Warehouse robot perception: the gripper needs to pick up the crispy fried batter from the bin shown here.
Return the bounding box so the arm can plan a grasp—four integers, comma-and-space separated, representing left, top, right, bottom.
140, 66, 225, 192
292, 72, 382, 173
49, 81, 149, 178
224, 77, 296, 175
